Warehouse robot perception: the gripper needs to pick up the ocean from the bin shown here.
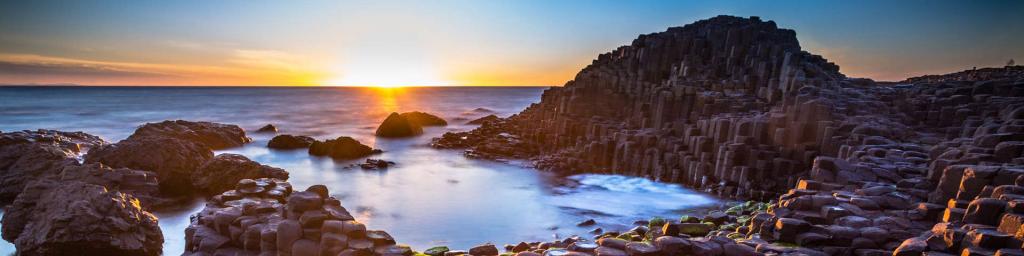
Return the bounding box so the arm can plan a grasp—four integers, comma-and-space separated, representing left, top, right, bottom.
0, 86, 720, 255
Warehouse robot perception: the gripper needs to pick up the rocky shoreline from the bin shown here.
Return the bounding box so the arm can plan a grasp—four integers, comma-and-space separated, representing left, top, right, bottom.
3, 14, 1024, 256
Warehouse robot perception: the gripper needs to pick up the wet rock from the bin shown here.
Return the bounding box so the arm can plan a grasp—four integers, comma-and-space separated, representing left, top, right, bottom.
1, 179, 163, 255
963, 198, 1008, 226
309, 136, 382, 159
0, 129, 105, 203
257, 124, 278, 133
400, 111, 448, 126
577, 219, 597, 227
469, 243, 499, 256
359, 159, 395, 170
375, 112, 423, 137
192, 153, 289, 195
268, 134, 316, 149
127, 120, 250, 149
55, 162, 168, 208
85, 135, 213, 195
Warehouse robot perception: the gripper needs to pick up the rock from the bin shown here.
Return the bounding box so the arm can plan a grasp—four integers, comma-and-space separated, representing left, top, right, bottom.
308, 136, 381, 159
723, 243, 758, 256
268, 134, 316, 149
400, 111, 448, 126
893, 236, 927, 256
469, 243, 500, 256
0, 129, 105, 203
358, 159, 395, 170
624, 242, 660, 256
425, 246, 451, 256
375, 112, 423, 137
774, 218, 811, 242
1, 179, 163, 255
678, 223, 713, 236
55, 163, 168, 208
593, 246, 628, 256
85, 135, 213, 195
257, 124, 278, 133
127, 120, 250, 149
192, 153, 289, 195
653, 236, 690, 255
467, 114, 500, 125
577, 219, 597, 227
963, 198, 1009, 226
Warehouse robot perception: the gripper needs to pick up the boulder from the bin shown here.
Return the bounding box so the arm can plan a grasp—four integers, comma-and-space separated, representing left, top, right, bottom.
1, 179, 163, 255
469, 243, 499, 256
400, 111, 448, 126
85, 136, 213, 195
127, 120, 250, 149
257, 124, 278, 133
963, 198, 1009, 226
308, 137, 382, 159
375, 112, 423, 137
191, 153, 290, 195
268, 134, 316, 149
56, 163, 169, 208
0, 130, 105, 203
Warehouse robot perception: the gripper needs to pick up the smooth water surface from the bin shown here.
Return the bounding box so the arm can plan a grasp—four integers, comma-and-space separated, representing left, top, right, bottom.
0, 86, 720, 254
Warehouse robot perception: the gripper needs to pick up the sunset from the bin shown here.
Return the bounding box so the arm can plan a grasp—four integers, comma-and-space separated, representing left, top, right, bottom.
2, 1, 1024, 256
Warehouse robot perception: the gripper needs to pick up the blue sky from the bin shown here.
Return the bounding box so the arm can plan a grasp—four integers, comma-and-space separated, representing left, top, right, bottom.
0, 0, 1021, 85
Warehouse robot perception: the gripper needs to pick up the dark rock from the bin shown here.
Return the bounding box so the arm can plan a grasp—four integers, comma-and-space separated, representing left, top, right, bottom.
359, 159, 395, 170
375, 112, 423, 137
256, 124, 278, 133
1, 179, 163, 255
469, 243, 499, 256
624, 242, 660, 256
577, 219, 597, 227
400, 111, 448, 126
963, 198, 1009, 226
127, 120, 250, 149
309, 136, 381, 159
0, 129, 105, 203
268, 134, 316, 149
467, 114, 500, 125
85, 136, 213, 195
192, 153, 289, 195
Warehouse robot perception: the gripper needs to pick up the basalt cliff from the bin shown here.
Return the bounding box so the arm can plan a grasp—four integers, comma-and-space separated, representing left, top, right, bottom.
435, 15, 1024, 255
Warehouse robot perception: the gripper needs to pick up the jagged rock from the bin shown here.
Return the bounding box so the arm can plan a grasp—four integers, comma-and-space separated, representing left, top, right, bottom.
191, 153, 289, 195
127, 120, 251, 149
308, 136, 382, 159
268, 134, 316, 149
358, 159, 395, 170
85, 136, 213, 195
0, 130, 104, 203
55, 163, 169, 208
1, 179, 163, 255
400, 111, 448, 126
375, 112, 423, 137
257, 124, 278, 133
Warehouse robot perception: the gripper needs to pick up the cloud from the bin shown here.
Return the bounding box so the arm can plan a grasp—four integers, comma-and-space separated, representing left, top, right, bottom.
0, 60, 175, 78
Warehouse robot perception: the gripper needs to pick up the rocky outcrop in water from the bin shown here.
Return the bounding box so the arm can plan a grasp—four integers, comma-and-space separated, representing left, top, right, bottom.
376, 112, 424, 137
128, 120, 251, 149
183, 179, 412, 256
192, 153, 289, 195
309, 136, 382, 159
86, 135, 214, 195
1, 178, 163, 255
401, 111, 448, 126
0, 129, 105, 203
432, 15, 1024, 256
268, 134, 316, 149
257, 124, 278, 133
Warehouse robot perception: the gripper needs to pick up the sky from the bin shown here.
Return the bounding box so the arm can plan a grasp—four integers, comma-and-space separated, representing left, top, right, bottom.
0, 0, 1021, 86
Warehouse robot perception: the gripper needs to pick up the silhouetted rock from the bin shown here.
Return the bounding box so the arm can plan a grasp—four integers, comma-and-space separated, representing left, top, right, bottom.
401, 111, 448, 126
267, 134, 316, 149
256, 124, 278, 133
359, 159, 395, 170
128, 120, 251, 149
375, 112, 423, 137
191, 153, 289, 195
1, 179, 163, 255
309, 136, 382, 159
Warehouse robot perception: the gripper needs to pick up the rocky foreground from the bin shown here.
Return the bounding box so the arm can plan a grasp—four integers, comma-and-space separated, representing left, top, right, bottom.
432, 15, 1024, 255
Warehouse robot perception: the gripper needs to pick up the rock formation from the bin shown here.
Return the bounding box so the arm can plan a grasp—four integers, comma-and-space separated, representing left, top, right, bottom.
400, 111, 448, 126
192, 153, 289, 195
86, 135, 214, 195
375, 112, 424, 137
0, 129, 105, 203
1, 179, 163, 255
466, 114, 500, 125
127, 120, 251, 149
257, 124, 278, 133
183, 179, 412, 256
268, 134, 316, 149
309, 136, 382, 159
431, 15, 1024, 255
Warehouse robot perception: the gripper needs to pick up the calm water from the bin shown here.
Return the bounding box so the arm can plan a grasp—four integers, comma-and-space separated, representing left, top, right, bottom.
0, 86, 720, 255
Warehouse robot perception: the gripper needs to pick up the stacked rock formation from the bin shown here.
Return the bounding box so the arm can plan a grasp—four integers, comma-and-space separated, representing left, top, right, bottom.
432, 15, 1024, 255
183, 179, 412, 256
